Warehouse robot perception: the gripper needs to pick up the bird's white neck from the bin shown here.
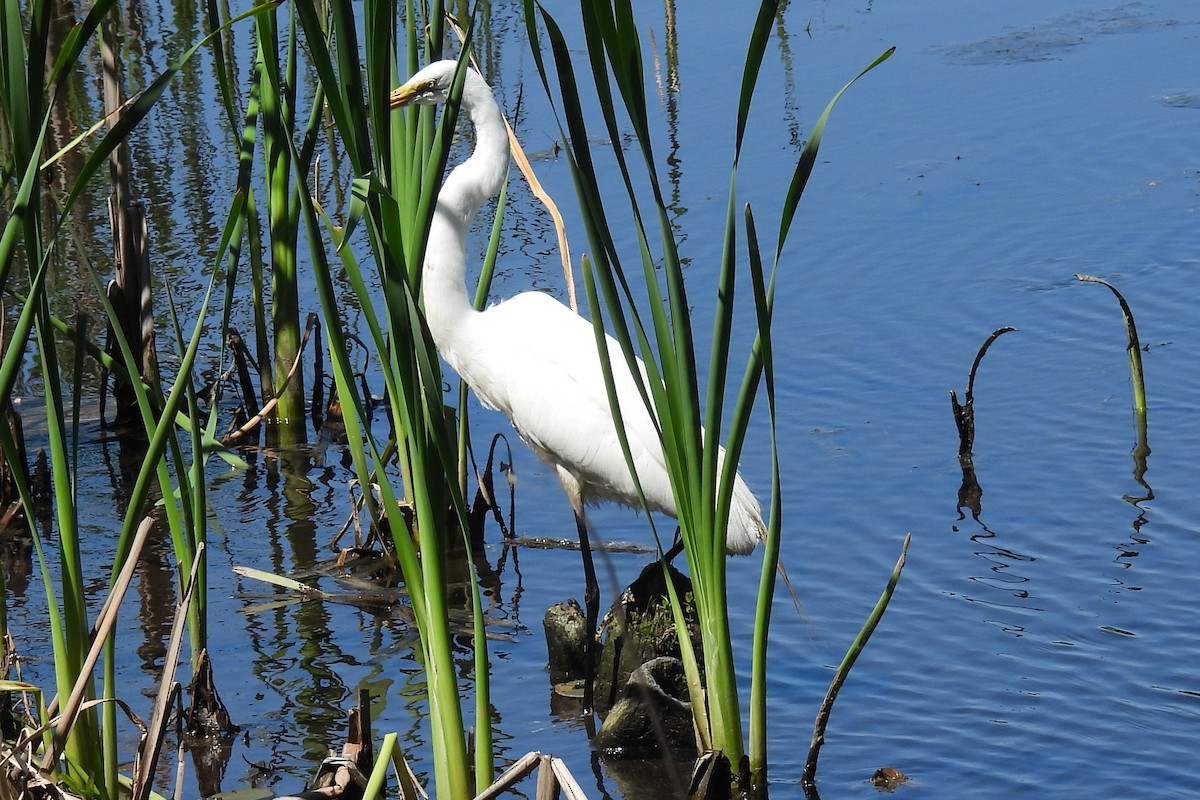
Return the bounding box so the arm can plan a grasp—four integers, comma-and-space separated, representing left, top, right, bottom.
422, 69, 510, 374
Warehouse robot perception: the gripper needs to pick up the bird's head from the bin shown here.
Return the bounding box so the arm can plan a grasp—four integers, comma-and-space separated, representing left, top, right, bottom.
390, 59, 462, 108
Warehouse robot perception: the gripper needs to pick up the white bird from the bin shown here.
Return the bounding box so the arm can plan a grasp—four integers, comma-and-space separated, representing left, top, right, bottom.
392, 59, 764, 706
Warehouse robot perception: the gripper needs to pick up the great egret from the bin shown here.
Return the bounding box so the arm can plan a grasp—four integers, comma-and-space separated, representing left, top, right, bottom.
392, 59, 764, 709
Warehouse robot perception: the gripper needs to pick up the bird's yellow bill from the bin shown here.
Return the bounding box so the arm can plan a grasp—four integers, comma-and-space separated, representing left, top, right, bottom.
389, 80, 421, 109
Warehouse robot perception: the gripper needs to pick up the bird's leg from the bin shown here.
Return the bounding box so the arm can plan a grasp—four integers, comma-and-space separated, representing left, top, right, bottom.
574, 510, 599, 715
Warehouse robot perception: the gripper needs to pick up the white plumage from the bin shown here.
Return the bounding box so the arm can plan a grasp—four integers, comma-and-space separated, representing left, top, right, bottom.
392, 59, 766, 558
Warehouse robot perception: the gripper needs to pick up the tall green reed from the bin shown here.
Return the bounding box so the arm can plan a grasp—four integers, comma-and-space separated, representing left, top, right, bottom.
254, 2, 308, 446
525, 0, 891, 790
1, 1, 255, 793
190, 0, 502, 791
2, 0, 118, 788
281, 1, 498, 795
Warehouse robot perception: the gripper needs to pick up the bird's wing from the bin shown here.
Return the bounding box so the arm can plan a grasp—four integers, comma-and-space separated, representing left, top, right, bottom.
463, 291, 676, 514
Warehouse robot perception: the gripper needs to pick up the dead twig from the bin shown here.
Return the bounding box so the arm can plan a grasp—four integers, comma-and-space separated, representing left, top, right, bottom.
223, 312, 320, 444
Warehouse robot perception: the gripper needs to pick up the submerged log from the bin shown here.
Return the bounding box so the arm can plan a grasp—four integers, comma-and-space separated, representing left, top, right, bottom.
544, 599, 591, 689
595, 559, 699, 711
544, 556, 704, 756
595, 656, 694, 757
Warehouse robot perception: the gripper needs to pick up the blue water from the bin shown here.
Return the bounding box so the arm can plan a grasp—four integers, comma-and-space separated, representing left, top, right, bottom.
6, 1, 1200, 798
485, 5, 1200, 796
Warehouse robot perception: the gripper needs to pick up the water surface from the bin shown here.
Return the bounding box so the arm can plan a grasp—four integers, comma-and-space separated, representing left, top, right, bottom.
6, 1, 1200, 798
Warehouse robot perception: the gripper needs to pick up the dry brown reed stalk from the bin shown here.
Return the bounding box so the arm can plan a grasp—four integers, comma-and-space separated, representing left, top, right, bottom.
222, 312, 320, 444
42, 516, 156, 765
101, 9, 157, 426
469, 751, 586, 800
131, 542, 204, 800
447, 16, 577, 311
18, 521, 200, 799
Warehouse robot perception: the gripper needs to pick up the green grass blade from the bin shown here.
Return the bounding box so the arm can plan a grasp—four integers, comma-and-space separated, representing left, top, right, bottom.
776, 46, 894, 259
1075, 274, 1147, 413
744, 205, 782, 782
734, 0, 779, 153
803, 534, 912, 792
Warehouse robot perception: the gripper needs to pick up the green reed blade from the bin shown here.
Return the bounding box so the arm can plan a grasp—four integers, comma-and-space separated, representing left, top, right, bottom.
1075, 274, 1147, 413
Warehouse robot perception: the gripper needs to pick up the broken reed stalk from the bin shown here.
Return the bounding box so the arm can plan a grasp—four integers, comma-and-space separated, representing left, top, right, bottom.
1075, 274, 1147, 413
534, 754, 558, 800
275, 690, 375, 800
950, 326, 1017, 459
222, 312, 320, 444
342, 745, 586, 800
131, 541, 204, 800
41, 516, 155, 767
802, 533, 911, 797
358, 733, 426, 800
226, 332, 260, 428
310, 312, 326, 430
101, 9, 156, 427
468, 432, 516, 543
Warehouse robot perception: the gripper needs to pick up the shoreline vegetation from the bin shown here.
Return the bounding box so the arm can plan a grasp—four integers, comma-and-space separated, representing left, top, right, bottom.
0, 1, 907, 797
